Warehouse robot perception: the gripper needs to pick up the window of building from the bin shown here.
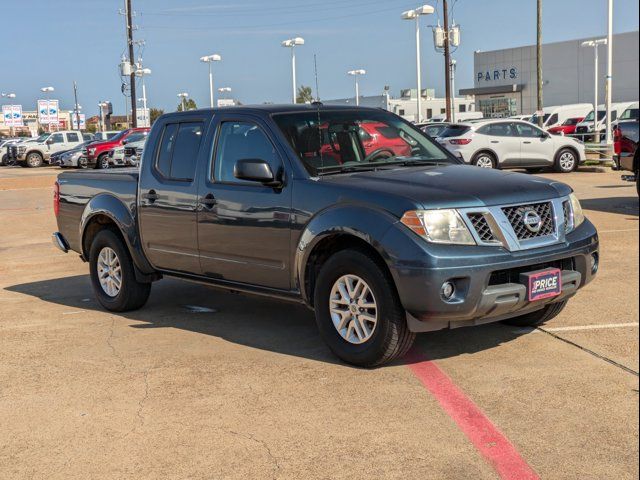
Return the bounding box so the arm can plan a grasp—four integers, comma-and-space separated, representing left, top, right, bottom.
459, 104, 467, 113
398, 109, 405, 116
427, 109, 433, 118
214, 121, 281, 184
440, 108, 446, 114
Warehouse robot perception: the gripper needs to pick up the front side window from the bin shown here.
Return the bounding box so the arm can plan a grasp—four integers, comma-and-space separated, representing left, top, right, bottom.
515, 123, 544, 138
273, 110, 453, 176
214, 121, 280, 184
620, 108, 639, 120
50, 133, 65, 144
546, 114, 558, 126
155, 122, 203, 181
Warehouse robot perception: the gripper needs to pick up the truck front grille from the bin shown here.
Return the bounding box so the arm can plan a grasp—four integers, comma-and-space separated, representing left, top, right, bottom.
467, 213, 497, 243
124, 147, 137, 157
501, 202, 555, 240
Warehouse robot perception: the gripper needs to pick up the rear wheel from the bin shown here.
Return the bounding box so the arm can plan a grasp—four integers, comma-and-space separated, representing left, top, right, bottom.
25, 152, 43, 168
554, 149, 577, 173
501, 301, 567, 327
89, 229, 151, 312
313, 249, 415, 367
473, 152, 497, 169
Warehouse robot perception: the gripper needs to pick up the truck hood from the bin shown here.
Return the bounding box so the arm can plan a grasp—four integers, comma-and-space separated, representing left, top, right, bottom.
322, 164, 571, 209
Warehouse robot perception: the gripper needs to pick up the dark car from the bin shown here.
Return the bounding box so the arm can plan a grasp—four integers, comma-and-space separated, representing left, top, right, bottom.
613, 120, 639, 195
52, 105, 599, 367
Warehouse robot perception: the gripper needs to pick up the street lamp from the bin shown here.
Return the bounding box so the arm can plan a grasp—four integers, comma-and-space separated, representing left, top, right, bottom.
135, 67, 152, 127
177, 92, 189, 111
200, 54, 222, 108
401, 5, 434, 124
581, 39, 607, 142
347, 69, 366, 106
450, 59, 457, 122
281, 37, 305, 104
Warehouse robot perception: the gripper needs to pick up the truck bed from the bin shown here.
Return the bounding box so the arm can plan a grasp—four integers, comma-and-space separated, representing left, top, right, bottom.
56, 168, 139, 254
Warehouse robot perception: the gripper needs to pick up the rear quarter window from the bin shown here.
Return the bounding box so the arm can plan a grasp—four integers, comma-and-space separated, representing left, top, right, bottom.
438, 125, 471, 138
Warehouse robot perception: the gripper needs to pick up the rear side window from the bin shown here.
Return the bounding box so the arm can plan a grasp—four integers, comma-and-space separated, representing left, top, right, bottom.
477, 123, 515, 137
546, 114, 558, 126
67, 132, 79, 143
439, 125, 471, 138
155, 122, 204, 181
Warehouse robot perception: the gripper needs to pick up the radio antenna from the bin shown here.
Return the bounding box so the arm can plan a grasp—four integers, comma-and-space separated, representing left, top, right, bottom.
314, 54, 321, 102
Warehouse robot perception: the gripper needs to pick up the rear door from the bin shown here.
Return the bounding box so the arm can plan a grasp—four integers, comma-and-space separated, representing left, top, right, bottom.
515, 122, 556, 166
138, 115, 210, 273
65, 131, 82, 149
196, 113, 293, 290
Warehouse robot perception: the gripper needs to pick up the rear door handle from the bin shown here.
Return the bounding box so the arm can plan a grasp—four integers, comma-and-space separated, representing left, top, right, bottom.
201, 193, 216, 209
142, 190, 158, 203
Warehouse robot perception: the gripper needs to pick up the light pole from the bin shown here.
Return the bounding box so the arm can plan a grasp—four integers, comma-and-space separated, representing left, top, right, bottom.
581, 39, 607, 142
401, 5, 434, 124
605, 0, 614, 146
177, 92, 189, 112
200, 54, 222, 108
282, 37, 305, 104
450, 59, 457, 122
347, 69, 366, 106
135, 67, 152, 127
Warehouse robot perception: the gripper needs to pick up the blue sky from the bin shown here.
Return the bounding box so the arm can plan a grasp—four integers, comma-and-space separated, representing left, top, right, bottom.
2, 0, 638, 116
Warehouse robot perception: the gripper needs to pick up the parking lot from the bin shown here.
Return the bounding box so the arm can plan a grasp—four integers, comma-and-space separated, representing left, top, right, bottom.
0, 166, 637, 479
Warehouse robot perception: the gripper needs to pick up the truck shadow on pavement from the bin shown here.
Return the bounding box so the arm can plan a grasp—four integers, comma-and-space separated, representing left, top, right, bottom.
580, 196, 639, 217
5, 274, 531, 368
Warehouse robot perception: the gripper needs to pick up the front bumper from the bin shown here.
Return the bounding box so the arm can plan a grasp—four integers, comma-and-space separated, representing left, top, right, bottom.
386, 219, 599, 332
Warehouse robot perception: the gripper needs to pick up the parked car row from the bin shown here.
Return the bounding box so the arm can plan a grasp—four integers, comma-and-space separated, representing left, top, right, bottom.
1, 128, 149, 169
613, 118, 639, 196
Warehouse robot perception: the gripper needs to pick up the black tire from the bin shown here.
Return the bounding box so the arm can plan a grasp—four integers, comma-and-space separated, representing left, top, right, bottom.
25, 152, 43, 168
501, 300, 567, 327
472, 151, 497, 169
0, 153, 6, 166
636, 173, 639, 198
313, 249, 415, 367
554, 148, 578, 173
89, 229, 151, 312
95, 154, 109, 170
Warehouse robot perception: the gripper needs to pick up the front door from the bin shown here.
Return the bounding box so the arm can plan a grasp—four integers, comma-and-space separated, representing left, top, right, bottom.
138, 115, 209, 273
197, 115, 293, 290
515, 122, 556, 166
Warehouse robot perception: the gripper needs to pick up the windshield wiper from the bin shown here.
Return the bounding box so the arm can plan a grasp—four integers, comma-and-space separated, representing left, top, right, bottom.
316, 157, 447, 176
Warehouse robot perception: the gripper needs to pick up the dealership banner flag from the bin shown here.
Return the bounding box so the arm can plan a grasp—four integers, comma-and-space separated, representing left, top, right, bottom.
38, 99, 59, 125
2, 105, 23, 127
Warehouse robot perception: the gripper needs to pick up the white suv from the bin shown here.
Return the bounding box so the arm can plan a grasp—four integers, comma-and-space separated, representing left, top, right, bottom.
437, 120, 586, 173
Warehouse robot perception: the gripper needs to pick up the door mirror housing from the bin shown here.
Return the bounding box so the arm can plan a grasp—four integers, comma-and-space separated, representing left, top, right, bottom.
234, 159, 282, 187
46, 138, 54, 145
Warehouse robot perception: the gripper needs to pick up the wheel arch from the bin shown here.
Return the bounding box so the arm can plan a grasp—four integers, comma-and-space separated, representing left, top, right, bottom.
472, 148, 498, 163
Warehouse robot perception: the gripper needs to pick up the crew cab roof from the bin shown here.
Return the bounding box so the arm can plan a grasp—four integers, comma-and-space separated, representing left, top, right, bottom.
160, 104, 386, 120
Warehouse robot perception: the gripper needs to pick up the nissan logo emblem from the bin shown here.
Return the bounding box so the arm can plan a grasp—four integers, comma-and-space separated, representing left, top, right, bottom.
522, 210, 543, 233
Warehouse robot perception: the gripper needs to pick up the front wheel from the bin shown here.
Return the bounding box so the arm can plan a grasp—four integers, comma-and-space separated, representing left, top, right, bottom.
313, 249, 415, 367
501, 301, 567, 327
89, 229, 151, 312
25, 152, 44, 168
554, 149, 577, 173
95, 154, 110, 170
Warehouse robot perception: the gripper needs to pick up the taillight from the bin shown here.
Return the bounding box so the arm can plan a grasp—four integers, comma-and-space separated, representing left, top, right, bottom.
449, 138, 472, 145
53, 181, 60, 216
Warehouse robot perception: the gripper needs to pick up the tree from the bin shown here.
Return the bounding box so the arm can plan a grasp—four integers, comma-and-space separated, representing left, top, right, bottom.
150, 108, 164, 125
296, 85, 314, 104
177, 98, 198, 112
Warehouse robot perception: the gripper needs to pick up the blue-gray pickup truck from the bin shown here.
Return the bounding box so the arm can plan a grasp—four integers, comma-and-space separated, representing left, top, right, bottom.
53, 105, 599, 367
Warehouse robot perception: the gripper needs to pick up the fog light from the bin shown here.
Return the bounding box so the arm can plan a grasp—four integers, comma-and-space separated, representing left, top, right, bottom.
441, 281, 456, 300
590, 253, 599, 274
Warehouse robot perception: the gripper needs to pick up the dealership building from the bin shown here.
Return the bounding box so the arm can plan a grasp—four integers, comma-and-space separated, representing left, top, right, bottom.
460, 30, 639, 118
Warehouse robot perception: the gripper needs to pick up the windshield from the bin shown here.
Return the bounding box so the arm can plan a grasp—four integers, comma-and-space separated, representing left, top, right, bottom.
584, 110, 606, 122
273, 110, 454, 176
620, 108, 639, 120
34, 134, 50, 143
562, 118, 582, 126
105, 130, 127, 142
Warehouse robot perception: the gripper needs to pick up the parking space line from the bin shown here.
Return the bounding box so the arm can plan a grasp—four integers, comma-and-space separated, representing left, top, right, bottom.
521, 322, 639, 333
407, 355, 539, 480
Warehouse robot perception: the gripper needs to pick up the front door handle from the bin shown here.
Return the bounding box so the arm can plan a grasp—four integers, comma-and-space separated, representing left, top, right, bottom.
201, 193, 216, 209
491, 140, 500, 144
142, 190, 158, 203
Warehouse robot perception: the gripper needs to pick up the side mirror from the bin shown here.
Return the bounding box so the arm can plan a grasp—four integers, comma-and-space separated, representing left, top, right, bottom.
46, 138, 54, 144
540, 131, 550, 139
122, 139, 129, 145
234, 159, 281, 187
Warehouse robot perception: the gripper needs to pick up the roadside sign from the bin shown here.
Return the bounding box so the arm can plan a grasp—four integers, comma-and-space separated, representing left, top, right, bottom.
71, 113, 86, 129
38, 99, 59, 124
2, 105, 23, 127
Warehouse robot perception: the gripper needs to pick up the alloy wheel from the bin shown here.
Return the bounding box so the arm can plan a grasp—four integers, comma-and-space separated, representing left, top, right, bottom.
559, 152, 576, 171
97, 247, 122, 297
476, 155, 494, 168
329, 274, 378, 345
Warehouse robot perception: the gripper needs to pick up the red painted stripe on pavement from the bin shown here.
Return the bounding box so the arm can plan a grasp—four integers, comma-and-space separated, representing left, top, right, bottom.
407, 355, 539, 480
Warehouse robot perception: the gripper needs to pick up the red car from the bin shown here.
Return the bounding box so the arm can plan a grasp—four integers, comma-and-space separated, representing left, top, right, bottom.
313, 121, 412, 165
84, 127, 150, 169
547, 117, 584, 136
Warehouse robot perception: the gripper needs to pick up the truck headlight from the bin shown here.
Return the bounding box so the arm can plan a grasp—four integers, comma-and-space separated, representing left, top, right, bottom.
569, 194, 585, 230
401, 209, 476, 245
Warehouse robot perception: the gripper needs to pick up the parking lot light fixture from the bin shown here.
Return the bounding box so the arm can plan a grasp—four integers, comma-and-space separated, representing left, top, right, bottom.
177, 92, 189, 111
401, 5, 435, 124
135, 68, 152, 127
581, 39, 607, 143
200, 54, 222, 108
347, 69, 366, 106
281, 37, 305, 103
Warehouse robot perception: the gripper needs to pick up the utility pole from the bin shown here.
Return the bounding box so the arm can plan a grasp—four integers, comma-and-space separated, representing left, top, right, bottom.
443, 0, 452, 122
536, 0, 544, 128
73, 81, 81, 131
125, 0, 137, 127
